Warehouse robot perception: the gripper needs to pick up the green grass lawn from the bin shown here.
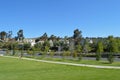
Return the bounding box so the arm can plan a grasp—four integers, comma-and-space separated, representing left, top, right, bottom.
0, 57, 120, 80
34, 57, 120, 67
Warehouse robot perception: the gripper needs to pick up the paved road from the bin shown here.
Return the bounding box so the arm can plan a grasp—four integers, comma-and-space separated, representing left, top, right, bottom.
2, 56, 120, 69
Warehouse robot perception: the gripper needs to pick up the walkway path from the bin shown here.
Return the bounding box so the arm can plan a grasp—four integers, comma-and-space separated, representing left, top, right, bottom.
2, 56, 120, 69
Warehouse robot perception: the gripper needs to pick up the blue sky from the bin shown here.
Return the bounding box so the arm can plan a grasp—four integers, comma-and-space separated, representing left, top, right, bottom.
0, 0, 120, 38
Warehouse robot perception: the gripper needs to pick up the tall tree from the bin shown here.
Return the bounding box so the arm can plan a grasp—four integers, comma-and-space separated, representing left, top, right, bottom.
107, 36, 118, 63
17, 29, 24, 42
73, 29, 82, 58
73, 29, 82, 45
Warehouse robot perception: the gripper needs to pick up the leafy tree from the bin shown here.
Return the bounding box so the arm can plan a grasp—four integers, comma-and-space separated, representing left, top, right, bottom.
107, 36, 118, 63
73, 51, 78, 58
77, 45, 82, 60
75, 44, 82, 60
34, 43, 42, 51
41, 41, 50, 57
83, 39, 91, 53
73, 29, 82, 45
116, 38, 120, 52
96, 41, 103, 61
72, 29, 82, 58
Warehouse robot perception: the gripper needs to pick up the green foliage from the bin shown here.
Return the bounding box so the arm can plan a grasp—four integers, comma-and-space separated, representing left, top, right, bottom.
12, 42, 18, 55
27, 49, 34, 56
75, 44, 82, 60
75, 44, 82, 53
73, 51, 78, 58
96, 53, 101, 61
107, 36, 118, 53
23, 43, 31, 50
43, 41, 50, 52
83, 39, 91, 53
34, 43, 42, 51
96, 41, 103, 61
65, 51, 71, 57
45, 46, 49, 52
107, 36, 117, 63
50, 51, 54, 58
73, 29, 82, 45
108, 52, 114, 64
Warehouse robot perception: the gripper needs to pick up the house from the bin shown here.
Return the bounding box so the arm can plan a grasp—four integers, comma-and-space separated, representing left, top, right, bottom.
24, 38, 36, 47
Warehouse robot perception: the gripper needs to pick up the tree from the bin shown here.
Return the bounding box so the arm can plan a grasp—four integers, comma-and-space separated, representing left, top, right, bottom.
7, 31, 12, 39
96, 41, 103, 61
41, 33, 48, 41
49, 35, 57, 41
0, 31, 7, 40
17, 29, 24, 42
12, 42, 18, 56
75, 44, 82, 60
73, 44, 82, 60
107, 36, 118, 63
41, 41, 50, 57
34, 43, 42, 51
23, 43, 31, 50
72, 29, 82, 59
83, 39, 91, 53
73, 29, 82, 45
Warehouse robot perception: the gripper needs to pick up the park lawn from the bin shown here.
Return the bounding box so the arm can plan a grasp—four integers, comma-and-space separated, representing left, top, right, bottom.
0, 57, 120, 80
34, 57, 120, 67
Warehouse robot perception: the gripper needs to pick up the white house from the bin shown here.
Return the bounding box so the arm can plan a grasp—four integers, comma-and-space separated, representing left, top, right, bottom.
24, 38, 36, 46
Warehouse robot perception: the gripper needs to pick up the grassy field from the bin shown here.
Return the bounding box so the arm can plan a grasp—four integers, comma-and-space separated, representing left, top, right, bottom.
33, 57, 120, 67
0, 57, 120, 80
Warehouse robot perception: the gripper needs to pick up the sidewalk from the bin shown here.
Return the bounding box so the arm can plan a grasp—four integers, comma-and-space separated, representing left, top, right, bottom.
3, 56, 120, 69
